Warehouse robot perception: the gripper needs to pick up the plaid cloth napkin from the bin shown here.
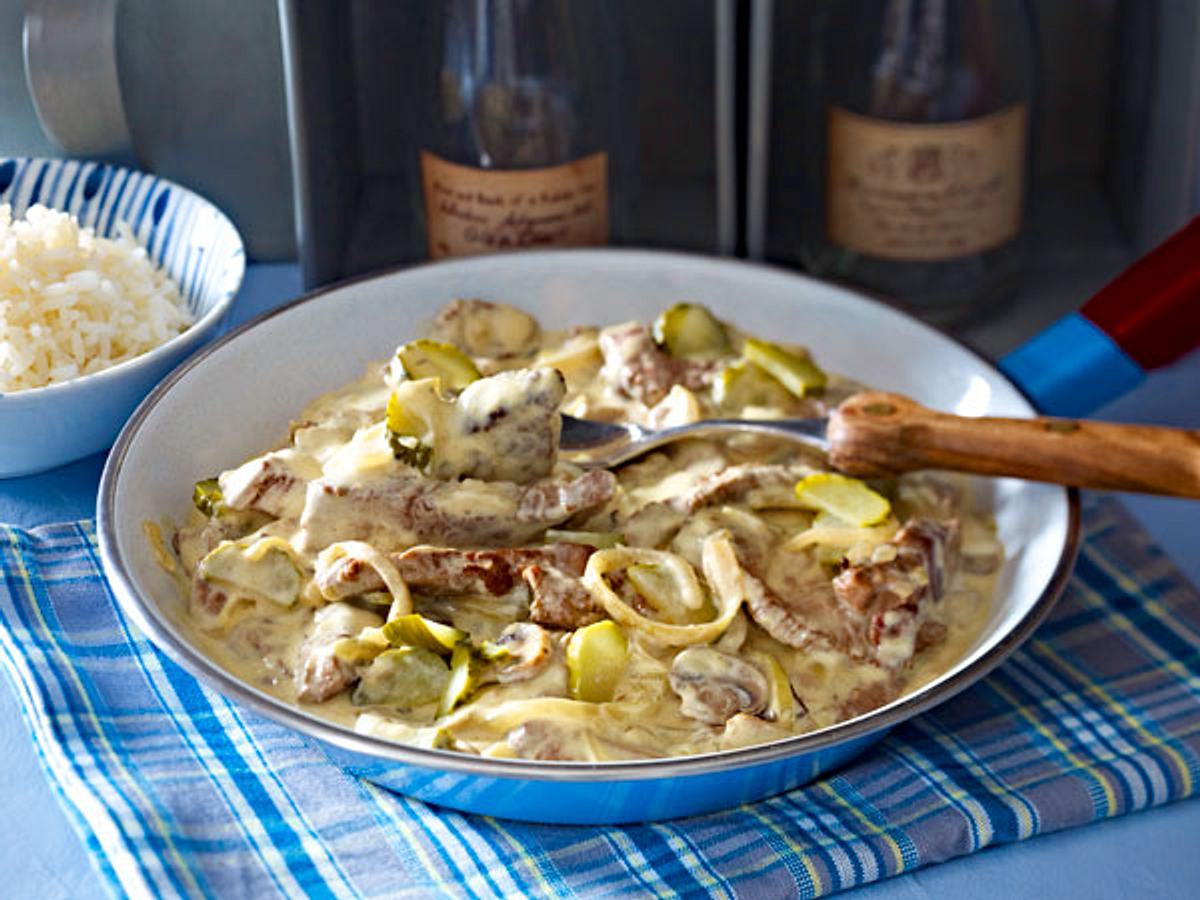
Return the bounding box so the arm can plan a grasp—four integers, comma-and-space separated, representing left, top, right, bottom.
1, 497, 1197, 899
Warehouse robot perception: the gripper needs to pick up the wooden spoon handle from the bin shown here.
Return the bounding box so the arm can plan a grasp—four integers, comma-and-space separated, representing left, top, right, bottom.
826, 391, 1200, 498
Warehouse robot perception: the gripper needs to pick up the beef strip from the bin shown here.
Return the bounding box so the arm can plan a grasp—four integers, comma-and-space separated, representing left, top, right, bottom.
523, 564, 604, 629
832, 518, 962, 665
294, 603, 383, 703
299, 469, 617, 551
315, 542, 593, 600
673, 464, 809, 513
219, 450, 317, 519
598, 322, 717, 406
833, 519, 961, 617
741, 565, 859, 654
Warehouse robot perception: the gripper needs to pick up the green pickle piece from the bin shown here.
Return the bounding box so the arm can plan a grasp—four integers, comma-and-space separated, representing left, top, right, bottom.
352, 647, 450, 708
396, 339, 481, 391
381, 614, 465, 654
544, 529, 624, 549
794, 473, 891, 527
192, 478, 224, 517
385, 392, 434, 469
713, 359, 794, 410
438, 644, 478, 717
566, 620, 629, 703
742, 337, 827, 398
197, 540, 301, 607
331, 628, 389, 665
652, 303, 730, 358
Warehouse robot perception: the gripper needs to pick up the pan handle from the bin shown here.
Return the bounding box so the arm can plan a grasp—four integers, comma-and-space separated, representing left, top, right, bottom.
827, 391, 1200, 498
999, 216, 1200, 416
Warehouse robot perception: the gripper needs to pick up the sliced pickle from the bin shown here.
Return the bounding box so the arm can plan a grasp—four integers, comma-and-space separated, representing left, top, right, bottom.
396, 339, 481, 391
438, 644, 479, 717
652, 302, 730, 358
566, 620, 629, 703
197, 538, 302, 607
192, 478, 224, 517
544, 529, 624, 549
385, 392, 434, 469
712, 360, 794, 411
381, 614, 465, 654
742, 337, 827, 398
793, 473, 891, 527
351, 647, 450, 708
331, 627, 390, 665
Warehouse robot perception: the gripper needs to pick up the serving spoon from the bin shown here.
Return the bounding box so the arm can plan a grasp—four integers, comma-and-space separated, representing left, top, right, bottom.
560, 390, 1200, 498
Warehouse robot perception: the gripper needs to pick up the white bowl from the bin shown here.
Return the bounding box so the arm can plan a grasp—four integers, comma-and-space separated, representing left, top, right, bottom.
98, 250, 1077, 823
0, 157, 244, 477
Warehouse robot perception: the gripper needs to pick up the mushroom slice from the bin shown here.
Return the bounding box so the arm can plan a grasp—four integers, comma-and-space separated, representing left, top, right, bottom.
484, 622, 554, 684
668, 646, 769, 725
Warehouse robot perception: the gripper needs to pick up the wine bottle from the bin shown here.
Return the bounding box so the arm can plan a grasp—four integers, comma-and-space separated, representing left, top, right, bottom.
420, 0, 621, 260
799, 0, 1036, 323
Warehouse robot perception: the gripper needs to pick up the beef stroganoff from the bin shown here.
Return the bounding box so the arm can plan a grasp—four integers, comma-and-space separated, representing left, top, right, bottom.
164, 299, 1002, 761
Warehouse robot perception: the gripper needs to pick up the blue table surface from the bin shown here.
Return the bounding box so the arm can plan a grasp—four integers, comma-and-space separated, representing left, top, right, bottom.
2, 263, 1197, 898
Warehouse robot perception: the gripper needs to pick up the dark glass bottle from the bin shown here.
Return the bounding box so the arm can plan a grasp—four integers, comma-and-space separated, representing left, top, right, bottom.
420, 0, 625, 260
799, 0, 1037, 324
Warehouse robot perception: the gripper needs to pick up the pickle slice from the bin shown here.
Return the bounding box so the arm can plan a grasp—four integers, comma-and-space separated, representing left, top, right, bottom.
385, 392, 434, 470
351, 646, 450, 708
381, 614, 465, 655
652, 303, 730, 358
742, 337, 827, 398
396, 339, 481, 391
712, 360, 794, 411
793, 473, 891, 527
566, 620, 629, 702
438, 644, 479, 717
192, 478, 224, 517
197, 538, 302, 607
331, 627, 390, 665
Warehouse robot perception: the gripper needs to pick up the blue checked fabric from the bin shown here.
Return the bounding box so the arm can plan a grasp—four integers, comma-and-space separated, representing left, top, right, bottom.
0, 496, 1197, 899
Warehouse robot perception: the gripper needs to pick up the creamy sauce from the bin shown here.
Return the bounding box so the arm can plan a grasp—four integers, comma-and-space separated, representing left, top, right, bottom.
167, 300, 1001, 761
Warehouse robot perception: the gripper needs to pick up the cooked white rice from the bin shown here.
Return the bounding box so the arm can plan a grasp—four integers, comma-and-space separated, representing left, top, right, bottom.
0, 203, 193, 392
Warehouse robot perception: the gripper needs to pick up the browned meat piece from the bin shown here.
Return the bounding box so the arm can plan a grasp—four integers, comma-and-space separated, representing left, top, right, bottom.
506, 719, 580, 760
524, 564, 604, 629
833, 518, 961, 617
839, 679, 900, 720
742, 565, 859, 654
219, 451, 314, 519
295, 603, 383, 703
190, 574, 229, 618
674, 464, 806, 513
598, 322, 717, 406
516, 470, 617, 522
315, 542, 593, 599
833, 518, 962, 667
299, 470, 617, 551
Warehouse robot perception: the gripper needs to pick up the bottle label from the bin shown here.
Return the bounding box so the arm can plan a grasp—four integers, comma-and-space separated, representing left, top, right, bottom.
826, 105, 1027, 262
420, 150, 609, 260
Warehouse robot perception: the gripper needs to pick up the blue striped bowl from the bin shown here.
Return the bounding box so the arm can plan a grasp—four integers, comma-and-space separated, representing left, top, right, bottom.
0, 157, 244, 477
